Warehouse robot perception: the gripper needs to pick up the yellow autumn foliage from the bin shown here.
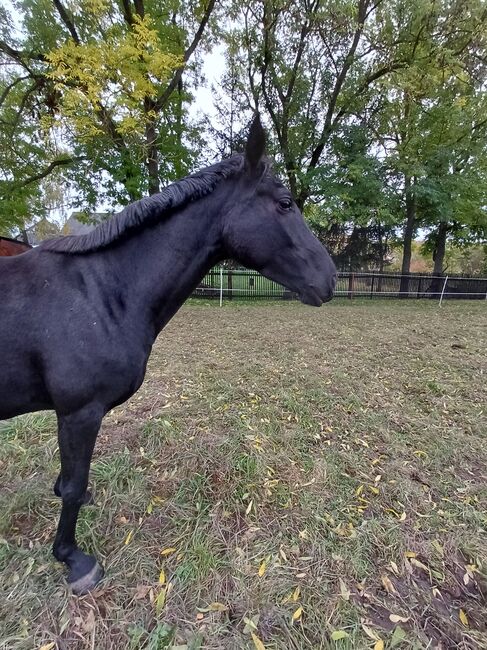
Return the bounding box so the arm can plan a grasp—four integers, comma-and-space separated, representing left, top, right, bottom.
45, 9, 182, 142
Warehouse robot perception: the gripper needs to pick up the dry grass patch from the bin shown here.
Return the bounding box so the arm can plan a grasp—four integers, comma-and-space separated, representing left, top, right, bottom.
0, 300, 486, 649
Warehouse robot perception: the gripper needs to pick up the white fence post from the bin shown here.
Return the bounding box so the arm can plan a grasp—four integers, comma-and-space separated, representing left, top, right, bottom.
219, 267, 223, 307
439, 275, 449, 307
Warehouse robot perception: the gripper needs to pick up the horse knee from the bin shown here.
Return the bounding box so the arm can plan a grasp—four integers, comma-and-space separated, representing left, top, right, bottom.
60, 481, 88, 506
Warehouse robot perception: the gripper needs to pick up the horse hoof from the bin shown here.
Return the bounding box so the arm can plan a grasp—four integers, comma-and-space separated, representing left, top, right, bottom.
68, 559, 104, 595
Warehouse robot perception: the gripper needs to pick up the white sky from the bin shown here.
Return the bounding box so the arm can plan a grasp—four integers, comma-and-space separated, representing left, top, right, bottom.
190, 46, 226, 120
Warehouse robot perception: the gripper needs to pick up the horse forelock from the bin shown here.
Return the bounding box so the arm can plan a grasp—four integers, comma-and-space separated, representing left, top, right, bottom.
41, 155, 246, 254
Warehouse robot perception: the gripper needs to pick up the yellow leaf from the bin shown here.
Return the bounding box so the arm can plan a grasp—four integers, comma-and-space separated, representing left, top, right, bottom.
330, 630, 349, 640
292, 585, 301, 602
158, 568, 166, 585
405, 551, 417, 558
355, 485, 364, 496
251, 632, 266, 650
39, 644, 56, 650
160, 547, 176, 556
281, 590, 293, 604
459, 609, 468, 626
374, 640, 384, 650
208, 602, 228, 612
292, 606, 303, 622
410, 558, 429, 573
155, 588, 166, 615
124, 530, 133, 545
258, 560, 266, 577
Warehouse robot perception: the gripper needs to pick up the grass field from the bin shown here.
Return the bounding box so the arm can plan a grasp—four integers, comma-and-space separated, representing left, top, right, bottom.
1, 300, 486, 650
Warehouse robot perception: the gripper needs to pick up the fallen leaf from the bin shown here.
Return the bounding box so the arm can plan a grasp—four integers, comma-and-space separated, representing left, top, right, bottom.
251, 632, 266, 650
390, 561, 399, 575
160, 547, 176, 556
459, 609, 468, 627
374, 640, 384, 650
155, 588, 166, 615
158, 568, 166, 585
292, 585, 301, 602
389, 614, 410, 624
390, 626, 407, 648
399, 512, 406, 521
405, 551, 417, 558
258, 560, 266, 577
292, 606, 303, 622
410, 558, 429, 573
208, 602, 228, 612
361, 622, 380, 641
196, 612, 204, 621
381, 574, 398, 595
330, 630, 349, 640
243, 616, 258, 632
39, 644, 56, 650
124, 530, 133, 545
339, 578, 351, 601
246, 500, 253, 515
134, 584, 151, 600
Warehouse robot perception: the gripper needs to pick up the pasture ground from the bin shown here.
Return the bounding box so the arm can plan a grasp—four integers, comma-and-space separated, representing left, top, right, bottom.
0, 300, 486, 650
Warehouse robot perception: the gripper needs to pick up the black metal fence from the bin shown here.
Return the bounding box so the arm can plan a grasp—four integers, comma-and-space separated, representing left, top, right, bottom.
193, 267, 487, 301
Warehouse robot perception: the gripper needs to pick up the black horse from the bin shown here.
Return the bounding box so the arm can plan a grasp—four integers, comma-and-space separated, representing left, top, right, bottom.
0, 116, 336, 594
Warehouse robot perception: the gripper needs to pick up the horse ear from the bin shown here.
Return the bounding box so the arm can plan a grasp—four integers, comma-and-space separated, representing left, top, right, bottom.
245, 113, 266, 171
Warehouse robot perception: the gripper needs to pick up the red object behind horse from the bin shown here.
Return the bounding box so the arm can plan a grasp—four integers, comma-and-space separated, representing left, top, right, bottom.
0, 237, 31, 256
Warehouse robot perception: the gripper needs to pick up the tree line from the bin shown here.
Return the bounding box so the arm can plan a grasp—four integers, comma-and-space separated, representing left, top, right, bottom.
1, 0, 486, 276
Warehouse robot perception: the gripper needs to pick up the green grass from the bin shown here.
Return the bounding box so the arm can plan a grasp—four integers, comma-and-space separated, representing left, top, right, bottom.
0, 300, 486, 649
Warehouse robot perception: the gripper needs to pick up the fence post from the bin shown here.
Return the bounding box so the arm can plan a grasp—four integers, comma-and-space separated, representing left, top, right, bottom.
370, 274, 375, 299
439, 275, 449, 307
348, 273, 354, 300
228, 270, 233, 300
417, 277, 422, 298
219, 267, 223, 307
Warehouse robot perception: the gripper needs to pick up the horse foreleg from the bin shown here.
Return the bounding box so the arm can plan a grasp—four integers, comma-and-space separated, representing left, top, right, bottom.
52, 404, 104, 594
53, 473, 94, 505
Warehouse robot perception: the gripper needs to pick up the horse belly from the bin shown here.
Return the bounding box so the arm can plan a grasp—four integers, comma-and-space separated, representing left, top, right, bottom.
0, 352, 52, 420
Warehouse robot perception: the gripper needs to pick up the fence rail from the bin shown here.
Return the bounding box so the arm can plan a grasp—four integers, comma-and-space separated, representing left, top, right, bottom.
193, 267, 487, 301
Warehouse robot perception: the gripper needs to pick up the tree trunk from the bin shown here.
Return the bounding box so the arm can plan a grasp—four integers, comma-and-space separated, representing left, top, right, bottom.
433, 222, 448, 276
429, 222, 449, 296
144, 97, 160, 195
399, 174, 416, 296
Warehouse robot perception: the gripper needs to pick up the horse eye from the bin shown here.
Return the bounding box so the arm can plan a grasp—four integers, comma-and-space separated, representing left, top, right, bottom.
279, 198, 292, 210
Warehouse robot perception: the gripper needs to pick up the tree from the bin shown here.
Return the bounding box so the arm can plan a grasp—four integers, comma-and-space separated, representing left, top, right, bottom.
371, 0, 487, 289
0, 0, 216, 234
306, 124, 397, 271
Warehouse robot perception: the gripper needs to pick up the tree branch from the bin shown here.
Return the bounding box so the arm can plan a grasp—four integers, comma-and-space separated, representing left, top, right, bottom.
3, 157, 82, 194
154, 0, 216, 111
0, 75, 30, 108
52, 0, 81, 44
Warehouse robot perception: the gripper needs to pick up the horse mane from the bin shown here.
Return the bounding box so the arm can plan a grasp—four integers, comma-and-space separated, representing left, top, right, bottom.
41, 155, 245, 254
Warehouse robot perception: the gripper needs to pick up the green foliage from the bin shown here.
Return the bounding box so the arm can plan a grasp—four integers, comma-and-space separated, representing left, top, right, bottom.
0, 0, 215, 233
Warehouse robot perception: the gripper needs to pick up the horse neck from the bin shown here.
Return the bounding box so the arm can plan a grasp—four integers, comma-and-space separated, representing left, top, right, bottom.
109, 190, 227, 336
